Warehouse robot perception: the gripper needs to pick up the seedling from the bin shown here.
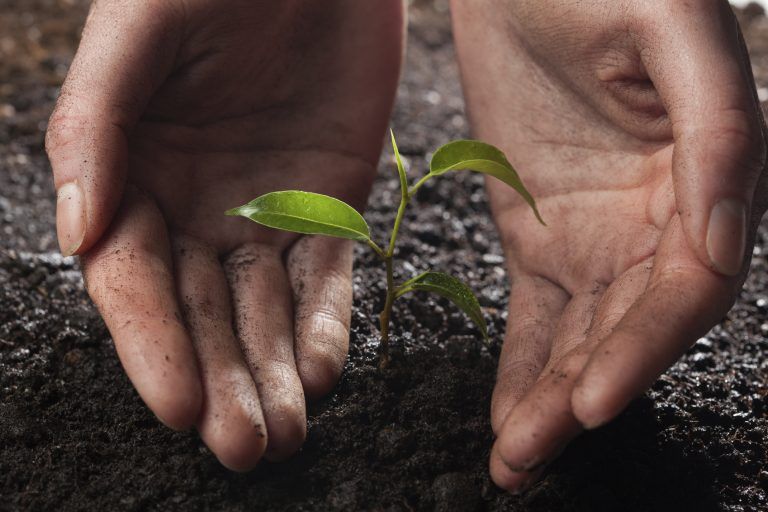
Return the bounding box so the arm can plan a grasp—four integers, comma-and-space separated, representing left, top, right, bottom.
227, 131, 543, 363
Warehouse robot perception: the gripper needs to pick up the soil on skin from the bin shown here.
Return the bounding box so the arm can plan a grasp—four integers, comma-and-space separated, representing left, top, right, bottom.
2, 1, 768, 511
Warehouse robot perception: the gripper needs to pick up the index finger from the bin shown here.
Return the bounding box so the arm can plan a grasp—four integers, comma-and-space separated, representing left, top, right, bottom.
82, 188, 202, 429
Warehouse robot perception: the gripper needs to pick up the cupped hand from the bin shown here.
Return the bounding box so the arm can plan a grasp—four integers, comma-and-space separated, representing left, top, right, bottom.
451, 0, 767, 491
46, 0, 403, 470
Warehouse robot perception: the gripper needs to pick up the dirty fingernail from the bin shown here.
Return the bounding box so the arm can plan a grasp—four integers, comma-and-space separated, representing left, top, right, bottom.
706, 198, 746, 277
56, 181, 85, 256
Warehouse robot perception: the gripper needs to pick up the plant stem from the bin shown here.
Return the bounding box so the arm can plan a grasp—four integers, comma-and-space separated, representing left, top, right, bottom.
378, 167, 418, 364
379, 255, 395, 366
367, 239, 387, 260
407, 173, 433, 198
387, 196, 408, 257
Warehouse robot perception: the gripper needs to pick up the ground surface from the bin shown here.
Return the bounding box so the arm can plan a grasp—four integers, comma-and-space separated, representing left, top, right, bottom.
1, 1, 768, 511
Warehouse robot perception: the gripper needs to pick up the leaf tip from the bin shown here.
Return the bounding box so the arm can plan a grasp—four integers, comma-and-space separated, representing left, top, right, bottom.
477, 316, 489, 341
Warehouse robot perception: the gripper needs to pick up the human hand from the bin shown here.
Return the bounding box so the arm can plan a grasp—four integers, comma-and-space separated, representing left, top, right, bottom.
46, 0, 403, 470
451, 0, 766, 491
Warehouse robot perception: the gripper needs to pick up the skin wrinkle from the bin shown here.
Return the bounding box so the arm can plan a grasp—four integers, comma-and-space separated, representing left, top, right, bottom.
497, 188, 660, 294
502, 3, 666, 144
543, 284, 606, 369
510, 12, 648, 142
287, 236, 353, 397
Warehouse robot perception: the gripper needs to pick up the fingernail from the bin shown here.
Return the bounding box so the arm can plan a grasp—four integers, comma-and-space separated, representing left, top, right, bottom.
706, 198, 746, 277
56, 181, 85, 256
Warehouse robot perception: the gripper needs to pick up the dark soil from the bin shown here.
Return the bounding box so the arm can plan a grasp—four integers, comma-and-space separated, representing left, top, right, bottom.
2, 1, 768, 511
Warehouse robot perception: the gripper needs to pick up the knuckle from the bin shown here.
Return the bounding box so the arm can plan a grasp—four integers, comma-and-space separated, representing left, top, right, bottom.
715, 121, 765, 173
683, 115, 767, 181
224, 243, 279, 275
45, 109, 89, 158
297, 306, 350, 338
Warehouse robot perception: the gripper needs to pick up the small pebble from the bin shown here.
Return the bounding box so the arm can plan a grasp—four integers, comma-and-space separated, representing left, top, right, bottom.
481, 253, 504, 265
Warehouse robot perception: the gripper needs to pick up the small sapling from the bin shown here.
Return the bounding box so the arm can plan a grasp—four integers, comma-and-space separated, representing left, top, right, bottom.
227, 131, 543, 363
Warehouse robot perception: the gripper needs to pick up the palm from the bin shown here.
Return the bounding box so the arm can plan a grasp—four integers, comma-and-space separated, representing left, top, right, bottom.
494, 150, 672, 296
486, 94, 694, 423
128, 128, 376, 254
126, 1, 399, 254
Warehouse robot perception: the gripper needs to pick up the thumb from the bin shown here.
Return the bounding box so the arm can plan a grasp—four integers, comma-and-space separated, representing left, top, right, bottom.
45, 1, 181, 256
642, 0, 766, 276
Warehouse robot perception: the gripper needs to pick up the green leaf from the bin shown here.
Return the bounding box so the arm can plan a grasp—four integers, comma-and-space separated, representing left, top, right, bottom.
390, 129, 408, 199
396, 271, 488, 340
226, 190, 371, 243
430, 140, 545, 225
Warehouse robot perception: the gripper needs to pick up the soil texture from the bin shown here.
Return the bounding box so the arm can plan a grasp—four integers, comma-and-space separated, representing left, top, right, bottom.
1, 1, 768, 511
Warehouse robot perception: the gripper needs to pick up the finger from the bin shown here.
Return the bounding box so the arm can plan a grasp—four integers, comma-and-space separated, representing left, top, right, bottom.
225, 243, 306, 461
572, 216, 737, 429
543, 283, 605, 369
493, 261, 653, 492
172, 235, 267, 471
81, 188, 201, 429
582, 258, 652, 348
286, 236, 353, 400
491, 287, 602, 492
491, 276, 568, 433
45, 1, 182, 256
640, 0, 765, 276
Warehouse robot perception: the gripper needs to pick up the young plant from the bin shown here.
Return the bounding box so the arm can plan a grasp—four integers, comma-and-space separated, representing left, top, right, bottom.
226, 131, 543, 363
